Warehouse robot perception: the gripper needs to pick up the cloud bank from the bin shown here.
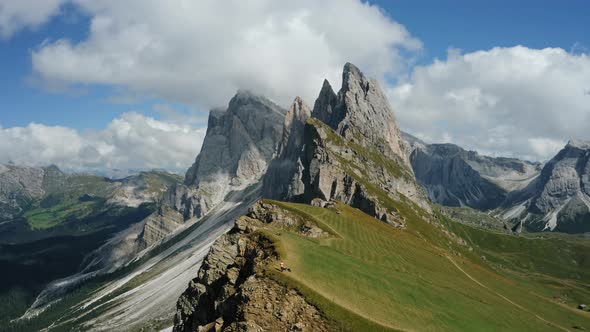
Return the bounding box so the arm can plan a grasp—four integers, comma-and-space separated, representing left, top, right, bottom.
391, 46, 590, 160
6, 1, 590, 164
0, 113, 205, 171
31, 0, 420, 108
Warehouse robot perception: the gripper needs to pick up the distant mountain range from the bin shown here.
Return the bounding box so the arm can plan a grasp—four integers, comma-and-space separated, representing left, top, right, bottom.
403, 133, 590, 233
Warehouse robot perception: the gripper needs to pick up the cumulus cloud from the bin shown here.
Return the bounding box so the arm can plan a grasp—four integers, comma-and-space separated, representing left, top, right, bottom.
390, 46, 590, 161
0, 0, 67, 39
31, 0, 420, 108
0, 113, 205, 171
16, 2, 589, 164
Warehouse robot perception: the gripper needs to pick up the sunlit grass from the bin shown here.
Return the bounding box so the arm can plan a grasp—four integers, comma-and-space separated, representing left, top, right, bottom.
263, 201, 590, 331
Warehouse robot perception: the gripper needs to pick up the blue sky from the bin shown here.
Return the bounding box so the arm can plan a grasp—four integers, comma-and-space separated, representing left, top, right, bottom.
0, 4, 122, 129
0, 1, 588, 169
377, 0, 589, 59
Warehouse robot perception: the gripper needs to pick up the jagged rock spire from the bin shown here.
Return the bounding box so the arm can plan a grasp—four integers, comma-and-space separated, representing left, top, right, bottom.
311, 79, 338, 127
278, 96, 311, 158
262, 96, 311, 201
311, 62, 410, 166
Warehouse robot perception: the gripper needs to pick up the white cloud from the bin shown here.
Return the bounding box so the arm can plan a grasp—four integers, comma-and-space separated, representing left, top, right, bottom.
0, 0, 67, 39
15, 2, 588, 164
0, 113, 206, 171
31, 0, 420, 108
390, 46, 590, 161
528, 137, 566, 159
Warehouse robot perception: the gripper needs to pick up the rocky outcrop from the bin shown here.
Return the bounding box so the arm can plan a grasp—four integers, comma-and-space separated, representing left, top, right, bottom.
409, 143, 541, 210
184, 91, 286, 189
264, 63, 430, 224
138, 206, 184, 248
170, 90, 286, 220
163, 185, 214, 221
311, 62, 411, 168
173, 201, 329, 332
502, 140, 590, 233
300, 119, 421, 226
262, 97, 311, 201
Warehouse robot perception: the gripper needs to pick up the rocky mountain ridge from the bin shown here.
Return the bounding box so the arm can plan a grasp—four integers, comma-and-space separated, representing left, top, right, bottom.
166, 90, 286, 221
174, 201, 330, 332
263, 63, 431, 224
0, 164, 178, 223
13, 91, 291, 330
407, 139, 541, 210
503, 139, 590, 233
405, 132, 590, 233
8, 61, 590, 331
173, 63, 436, 331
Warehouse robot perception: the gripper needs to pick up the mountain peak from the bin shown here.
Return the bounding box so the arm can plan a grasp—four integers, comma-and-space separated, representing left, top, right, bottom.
184, 90, 287, 190
292, 95, 305, 105
567, 139, 590, 150
228, 90, 286, 118
43, 164, 63, 174
311, 79, 338, 126
342, 62, 364, 88
233, 89, 257, 98
312, 62, 410, 166
279, 96, 311, 158
321, 78, 333, 90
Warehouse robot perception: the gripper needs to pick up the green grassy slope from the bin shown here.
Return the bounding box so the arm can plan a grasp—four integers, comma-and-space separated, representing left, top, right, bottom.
261, 200, 590, 332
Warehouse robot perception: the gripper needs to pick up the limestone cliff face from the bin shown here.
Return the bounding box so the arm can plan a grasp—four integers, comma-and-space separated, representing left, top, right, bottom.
173, 201, 329, 332
409, 143, 540, 210
264, 63, 430, 223
503, 140, 590, 233
138, 206, 185, 248
163, 185, 215, 221
300, 119, 427, 226
167, 90, 287, 220
185, 91, 286, 187
300, 64, 430, 221
75, 91, 287, 277
311, 62, 411, 168
262, 97, 311, 201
